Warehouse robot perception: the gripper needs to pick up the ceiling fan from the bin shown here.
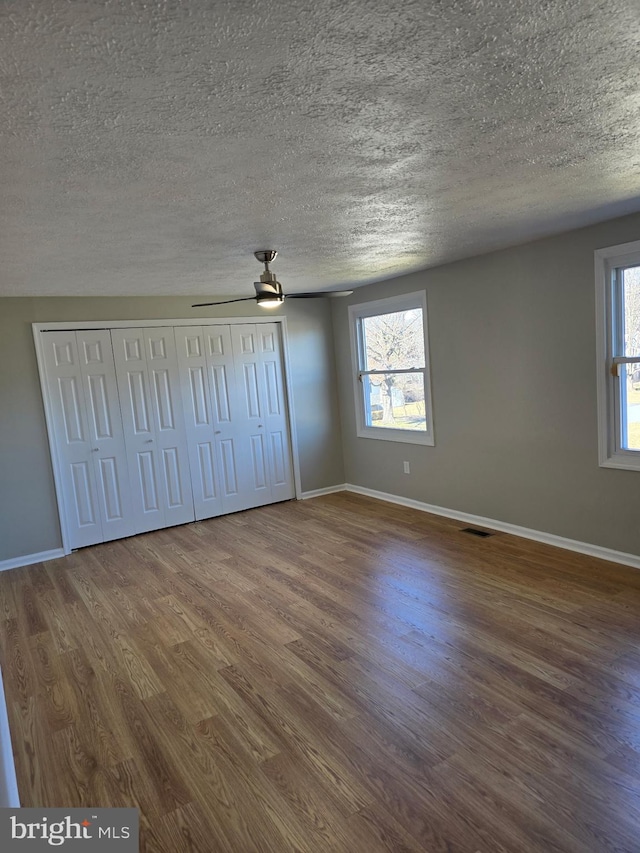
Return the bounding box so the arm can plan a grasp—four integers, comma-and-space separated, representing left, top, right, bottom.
192, 250, 353, 308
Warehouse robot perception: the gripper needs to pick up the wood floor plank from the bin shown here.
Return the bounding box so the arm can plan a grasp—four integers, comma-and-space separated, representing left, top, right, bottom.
1, 492, 640, 851
259, 748, 396, 853
218, 661, 374, 816
193, 714, 319, 853
173, 642, 283, 762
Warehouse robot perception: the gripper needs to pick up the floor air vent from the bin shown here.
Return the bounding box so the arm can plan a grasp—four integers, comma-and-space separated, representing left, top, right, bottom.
461, 527, 494, 538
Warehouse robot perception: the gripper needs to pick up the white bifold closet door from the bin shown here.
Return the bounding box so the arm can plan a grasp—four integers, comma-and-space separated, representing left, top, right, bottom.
231, 323, 295, 506
175, 322, 294, 520
41, 330, 135, 549
111, 327, 194, 533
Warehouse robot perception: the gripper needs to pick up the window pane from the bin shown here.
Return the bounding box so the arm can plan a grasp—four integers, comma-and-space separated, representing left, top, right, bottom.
361, 309, 425, 371
363, 373, 426, 431
622, 361, 640, 450
623, 266, 640, 357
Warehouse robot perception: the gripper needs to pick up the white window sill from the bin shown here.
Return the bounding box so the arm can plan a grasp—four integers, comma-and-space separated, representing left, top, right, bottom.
599, 453, 640, 472
357, 426, 435, 446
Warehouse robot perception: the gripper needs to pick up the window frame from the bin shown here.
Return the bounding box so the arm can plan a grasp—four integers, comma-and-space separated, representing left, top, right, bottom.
595, 239, 640, 470
348, 290, 435, 446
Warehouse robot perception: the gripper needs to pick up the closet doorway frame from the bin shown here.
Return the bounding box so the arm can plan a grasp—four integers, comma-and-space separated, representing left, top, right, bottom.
33, 316, 302, 557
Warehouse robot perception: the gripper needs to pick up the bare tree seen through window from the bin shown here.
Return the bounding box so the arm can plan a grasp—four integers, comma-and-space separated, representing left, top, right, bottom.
362, 309, 426, 429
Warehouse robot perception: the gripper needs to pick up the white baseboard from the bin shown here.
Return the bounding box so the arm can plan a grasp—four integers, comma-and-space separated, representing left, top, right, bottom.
340, 484, 640, 570
299, 484, 348, 500
0, 548, 65, 573
0, 666, 19, 807
5, 488, 638, 573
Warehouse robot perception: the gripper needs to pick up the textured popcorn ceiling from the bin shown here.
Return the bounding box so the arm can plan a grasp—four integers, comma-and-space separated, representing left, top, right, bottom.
1, 0, 640, 297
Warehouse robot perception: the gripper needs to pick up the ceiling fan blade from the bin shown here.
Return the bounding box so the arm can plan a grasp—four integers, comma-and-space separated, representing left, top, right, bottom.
191, 296, 257, 307
286, 290, 354, 299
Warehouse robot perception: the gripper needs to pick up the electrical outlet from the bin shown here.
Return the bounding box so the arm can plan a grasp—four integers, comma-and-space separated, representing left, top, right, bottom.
403, 461, 410, 474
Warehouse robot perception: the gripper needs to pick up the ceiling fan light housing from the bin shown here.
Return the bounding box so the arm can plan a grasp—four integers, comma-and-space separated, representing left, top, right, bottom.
256, 292, 285, 308
254, 279, 283, 295
254, 278, 284, 308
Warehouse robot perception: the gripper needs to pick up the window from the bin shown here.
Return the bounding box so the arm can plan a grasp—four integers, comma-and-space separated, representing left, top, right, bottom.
349, 291, 434, 445
595, 240, 640, 469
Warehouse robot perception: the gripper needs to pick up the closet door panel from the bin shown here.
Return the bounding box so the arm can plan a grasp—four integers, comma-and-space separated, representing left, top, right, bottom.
203, 325, 253, 513
219, 439, 240, 498
58, 375, 85, 445
197, 442, 217, 501
70, 461, 99, 529
219, 325, 270, 511
77, 330, 135, 542
42, 332, 103, 549
257, 324, 295, 501
211, 364, 232, 424
233, 326, 261, 424
97, 457, 126, 521
205, 326, 234, 425
175, 326, 222, 521
268, 431, 288, 488
145, 329, 194, 526
249, 434, 268, 491
231, 323, 295, 504
241, 362, 261, 420
189, 365, 210, 427
137, 451, 161, 513
111, 329, 165, 533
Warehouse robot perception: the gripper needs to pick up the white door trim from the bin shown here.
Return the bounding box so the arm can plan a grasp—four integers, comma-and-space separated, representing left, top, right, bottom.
33, 316, 302, 556
0, 665, 20, 807
34, 316, 275, 331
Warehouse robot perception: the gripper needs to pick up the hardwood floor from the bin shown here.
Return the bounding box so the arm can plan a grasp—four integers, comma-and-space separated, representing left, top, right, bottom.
1, 492, 640, 852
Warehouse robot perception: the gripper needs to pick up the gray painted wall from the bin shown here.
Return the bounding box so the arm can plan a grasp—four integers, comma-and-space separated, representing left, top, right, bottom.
0, 297, 344, 562
3, 210, 640, 564
332, 212, 640, 557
